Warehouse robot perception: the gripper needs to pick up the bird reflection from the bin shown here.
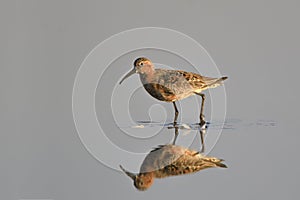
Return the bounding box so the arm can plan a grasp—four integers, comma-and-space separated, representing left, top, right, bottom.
120, 126, 227, 191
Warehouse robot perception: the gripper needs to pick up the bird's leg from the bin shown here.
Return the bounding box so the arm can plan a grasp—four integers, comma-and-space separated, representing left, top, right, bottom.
172, 102, 179, 126
195, 93, 206, 126
199, 93, 205, 123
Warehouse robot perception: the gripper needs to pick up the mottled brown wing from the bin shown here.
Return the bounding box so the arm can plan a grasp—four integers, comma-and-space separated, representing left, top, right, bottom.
158, 153, 227, 178
177, 70, 227, 91
176, 70, 207, 90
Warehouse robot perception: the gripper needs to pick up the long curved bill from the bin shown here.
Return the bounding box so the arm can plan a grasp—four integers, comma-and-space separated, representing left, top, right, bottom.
119, 68, 136, 84
119, 165, 136, 181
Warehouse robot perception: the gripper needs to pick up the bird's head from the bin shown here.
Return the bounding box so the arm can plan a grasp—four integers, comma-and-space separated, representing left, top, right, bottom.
119, 57, 154, 84
119, 165, 154, 191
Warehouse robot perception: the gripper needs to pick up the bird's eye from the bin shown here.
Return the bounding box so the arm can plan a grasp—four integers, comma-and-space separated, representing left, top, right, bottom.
140, 182, 144, 186
140, 62, 143, 66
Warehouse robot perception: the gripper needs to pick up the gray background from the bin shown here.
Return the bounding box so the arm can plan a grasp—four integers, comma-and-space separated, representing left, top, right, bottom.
2, 0, 300, 199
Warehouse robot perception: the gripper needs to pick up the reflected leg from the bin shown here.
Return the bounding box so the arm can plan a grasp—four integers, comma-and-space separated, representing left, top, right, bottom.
172, 126, 179, 145
199, 128, 206, 153
167, 125, 179, 145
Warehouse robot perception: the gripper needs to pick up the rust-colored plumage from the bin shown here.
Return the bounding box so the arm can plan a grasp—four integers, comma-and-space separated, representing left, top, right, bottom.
120, 144, 227, 191
120, 57, 228, 125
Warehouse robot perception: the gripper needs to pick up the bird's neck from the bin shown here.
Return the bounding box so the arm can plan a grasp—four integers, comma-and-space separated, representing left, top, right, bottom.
138, 172, 155, 182
139, 67, 155, 84
140, 65, 155, 75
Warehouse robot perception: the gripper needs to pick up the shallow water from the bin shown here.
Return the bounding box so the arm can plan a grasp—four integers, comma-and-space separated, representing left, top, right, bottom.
115, 117, 297, 199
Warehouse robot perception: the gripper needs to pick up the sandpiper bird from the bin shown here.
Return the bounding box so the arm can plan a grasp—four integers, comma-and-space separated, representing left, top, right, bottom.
120, 144, 227, 191
119, 57, 228, 125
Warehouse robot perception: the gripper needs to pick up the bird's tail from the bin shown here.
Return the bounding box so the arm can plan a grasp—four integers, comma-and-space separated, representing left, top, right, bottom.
203, 76, 228, 89
214, 160, 228, 168
206, 158, 228, 168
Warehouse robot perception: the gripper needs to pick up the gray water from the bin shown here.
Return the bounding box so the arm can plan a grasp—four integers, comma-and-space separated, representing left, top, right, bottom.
2, 1, 300, 200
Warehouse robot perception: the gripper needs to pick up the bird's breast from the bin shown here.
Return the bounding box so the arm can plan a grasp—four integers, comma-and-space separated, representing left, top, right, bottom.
142, 83, 176, 102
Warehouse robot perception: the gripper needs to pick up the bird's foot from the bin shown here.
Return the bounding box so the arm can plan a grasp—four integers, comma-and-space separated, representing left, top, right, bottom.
198, 119, 207, 129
